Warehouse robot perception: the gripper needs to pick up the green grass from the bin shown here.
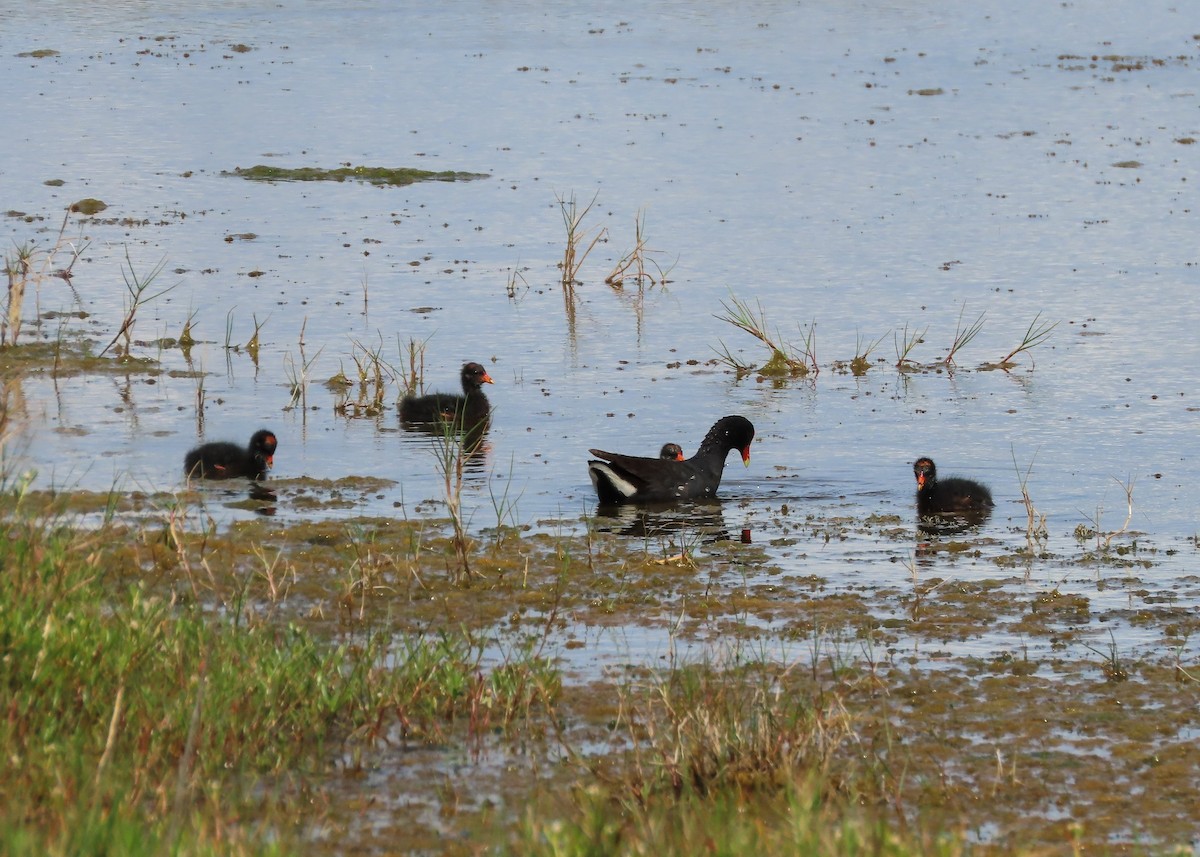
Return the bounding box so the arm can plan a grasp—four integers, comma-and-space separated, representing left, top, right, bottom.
0, 489, 559, 855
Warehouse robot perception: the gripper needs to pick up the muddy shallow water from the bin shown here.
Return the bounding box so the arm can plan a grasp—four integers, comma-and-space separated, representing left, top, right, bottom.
3, 0, 1200, 845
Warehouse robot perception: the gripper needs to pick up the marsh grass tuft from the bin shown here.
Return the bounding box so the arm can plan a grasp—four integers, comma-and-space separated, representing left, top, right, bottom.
335, 335, 396, 418
283, 318, 322, 414
893, 321, 927, 371
1012, 447, 1048, 553
556, 191, 607, 296
605, 209, 676, 289
943, 304, 985, 369
994, 311, 1058, 369
245, 312, 267, 360
1079, 476, 1136, 552
3, 210, 88, 348
99, 249, 174, 359
847, 329, 887, 376
397, 334, 429, 400
714, 293, 817, 377
429, 420, 478, 583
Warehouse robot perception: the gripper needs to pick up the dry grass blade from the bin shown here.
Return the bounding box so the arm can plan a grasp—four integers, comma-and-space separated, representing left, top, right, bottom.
1011, 445, 1047, 553
557, 190, 607, 291
605, 209, 676, 289
3, 209, 88, 347
396, 333, 429, 400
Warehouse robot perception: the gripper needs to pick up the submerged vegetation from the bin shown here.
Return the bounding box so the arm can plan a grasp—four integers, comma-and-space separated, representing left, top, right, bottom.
228, 164, 490, 186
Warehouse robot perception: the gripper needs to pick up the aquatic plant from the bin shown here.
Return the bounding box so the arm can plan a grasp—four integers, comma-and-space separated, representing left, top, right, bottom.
849, 328, 887, 376
396, 334, 429, 400
99, 249, 174, 359
893, 321, 927, 371
943, 304, 985, 369
505, 260, 530, 302
428, 420, 477, 583
997, 312, 1058, 368
1080, 475, 1136, 552
1011, 446, 1048, 554
2, 210, 87, 348
339, 335, 395, 418
245, 313, 267, 361
605, 208, 676, 289
556, 190, 607, 292
714, 293, 817, 377
229, 164, 490, 186
282, 318, 322, 416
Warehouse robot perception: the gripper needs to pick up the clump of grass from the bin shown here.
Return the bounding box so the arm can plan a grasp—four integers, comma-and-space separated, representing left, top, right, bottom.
244, 312, 267, 360
283, 318, 322, 414
1012, 446, 1048, 554
995, 312, 1058, 369
429, 420, 476, 583
3, 210, 88, 347
396, 333, 429, 400
1078, 476, 1136, 552
848, 329, 887, 376
556, 190, 607, 294
943, 305, 985, 369
515, 646, 916, 856
333, 335, 396, 419
178, 307, 198, 348
505, 260, 530, 302
714, 293, 816, 377
605, 209, 676, 289
99, 249, 174, 359
893, 322, 927, 371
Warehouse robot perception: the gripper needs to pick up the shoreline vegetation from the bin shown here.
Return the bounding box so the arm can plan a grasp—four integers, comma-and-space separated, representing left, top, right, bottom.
2, 475, 1197, 855
3, 208, 1195, 853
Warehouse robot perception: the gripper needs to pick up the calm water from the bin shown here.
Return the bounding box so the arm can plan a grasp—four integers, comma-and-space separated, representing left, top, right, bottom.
3, 0, 1200, 668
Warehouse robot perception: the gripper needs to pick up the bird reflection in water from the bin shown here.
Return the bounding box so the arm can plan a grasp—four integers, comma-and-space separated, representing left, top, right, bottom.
399, 414, 493, 476
247, 483, 277, 517
593, 499, 739, 546
914, 507, 992, 565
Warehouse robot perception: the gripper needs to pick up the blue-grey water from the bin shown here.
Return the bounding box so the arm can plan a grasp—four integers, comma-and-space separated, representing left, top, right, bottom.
3, 0, 1200, 673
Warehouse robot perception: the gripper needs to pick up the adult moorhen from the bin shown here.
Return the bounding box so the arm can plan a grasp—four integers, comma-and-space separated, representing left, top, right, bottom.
913, 457, 994, 515
185, 429, 277, 480
659, 443, 684, 461
588, 415, 755, 504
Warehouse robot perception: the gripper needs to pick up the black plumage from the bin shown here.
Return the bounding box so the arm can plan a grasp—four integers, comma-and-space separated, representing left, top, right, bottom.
913, 457, 994, 515
399, 362, 493, 426
588, 415, 755, 504
185, 429, 277, 480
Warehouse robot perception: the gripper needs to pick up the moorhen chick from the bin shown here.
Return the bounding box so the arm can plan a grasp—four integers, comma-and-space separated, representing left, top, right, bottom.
588, 415, 755, 504
399, 362, 493, 426
185, 429, 277, 480
913, 457, 994, 515
659, 443, 684, 461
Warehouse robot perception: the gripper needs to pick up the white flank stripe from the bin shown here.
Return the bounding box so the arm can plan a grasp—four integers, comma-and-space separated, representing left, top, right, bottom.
588, 463, 638, 498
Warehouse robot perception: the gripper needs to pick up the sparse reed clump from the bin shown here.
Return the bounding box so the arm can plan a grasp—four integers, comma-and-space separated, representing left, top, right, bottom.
3, 210, 88, 348
714, 293, 817, 377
